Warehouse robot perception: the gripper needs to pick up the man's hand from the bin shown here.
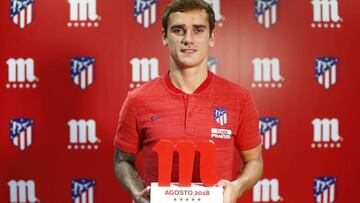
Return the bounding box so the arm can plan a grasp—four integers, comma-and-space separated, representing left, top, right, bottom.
133, 186, 151, 203
216, 179, 241, 203
114, 149, 150, 203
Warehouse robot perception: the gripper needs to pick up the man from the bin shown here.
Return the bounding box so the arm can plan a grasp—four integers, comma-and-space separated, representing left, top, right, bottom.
113, 1, 263, 203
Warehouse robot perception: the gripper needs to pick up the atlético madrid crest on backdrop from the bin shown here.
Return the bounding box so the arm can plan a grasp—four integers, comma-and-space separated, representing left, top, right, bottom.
259, 117, 279, 150
315, 57, 338, 89
207, 56, 219, 75
72, 179, 96, 203
10, 118, 34, 151
203, 0, 225, 27
314, 177, 337, 203
10, 0, 35, 29
71, 57, 96, 90
255, 0, 279, 28
134, 0, 158, 29
214, 108, 228, 126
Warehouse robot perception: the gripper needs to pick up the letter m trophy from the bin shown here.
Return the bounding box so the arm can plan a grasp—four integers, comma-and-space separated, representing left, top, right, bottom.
150, 140, 223, 203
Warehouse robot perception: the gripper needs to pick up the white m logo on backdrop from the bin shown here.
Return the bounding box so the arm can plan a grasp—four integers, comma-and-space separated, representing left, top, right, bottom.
6, 58, 37, 88
311, 0, 342, 28
312, 118, 342, 148
68, 119, 99, 150
130, 58, 159, 89
68, 0, 99, 27
8, 180, 38, 203
253, 179, 282, 202
252, 58, 283, 88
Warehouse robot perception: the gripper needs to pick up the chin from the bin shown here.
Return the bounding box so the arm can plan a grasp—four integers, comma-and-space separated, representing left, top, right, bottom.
177, 60, 201, 69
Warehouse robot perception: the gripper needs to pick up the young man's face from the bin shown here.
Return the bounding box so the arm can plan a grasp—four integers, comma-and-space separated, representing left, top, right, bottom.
163, 9, 215, 69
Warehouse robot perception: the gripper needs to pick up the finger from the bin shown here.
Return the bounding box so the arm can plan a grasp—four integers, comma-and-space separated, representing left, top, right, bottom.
218, 179, 230, 188
216, 179, 228, 187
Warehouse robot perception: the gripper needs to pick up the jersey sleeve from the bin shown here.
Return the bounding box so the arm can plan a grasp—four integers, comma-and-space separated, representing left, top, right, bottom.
114, 93, 142, 154
234, 90, 262, 151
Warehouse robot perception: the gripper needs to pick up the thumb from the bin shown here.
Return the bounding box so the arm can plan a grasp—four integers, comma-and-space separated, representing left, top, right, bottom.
216, 179, 228, 188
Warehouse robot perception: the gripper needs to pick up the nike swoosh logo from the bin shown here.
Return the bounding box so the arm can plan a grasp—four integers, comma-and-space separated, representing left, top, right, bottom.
151, 115, 162, 121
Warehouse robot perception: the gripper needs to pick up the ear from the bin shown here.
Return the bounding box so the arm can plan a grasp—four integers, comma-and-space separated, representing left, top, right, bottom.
162, 29, 168, 46
209, 29, 215, 48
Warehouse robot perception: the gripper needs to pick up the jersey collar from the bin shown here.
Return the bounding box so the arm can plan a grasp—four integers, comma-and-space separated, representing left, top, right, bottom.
162, 71, 214, 95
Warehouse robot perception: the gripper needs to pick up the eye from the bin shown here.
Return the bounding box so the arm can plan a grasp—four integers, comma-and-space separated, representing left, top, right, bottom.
172, 28, 185, 35
194, 28, 205, 34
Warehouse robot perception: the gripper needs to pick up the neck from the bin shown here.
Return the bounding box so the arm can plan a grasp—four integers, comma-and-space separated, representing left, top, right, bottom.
168, 60, 208, 94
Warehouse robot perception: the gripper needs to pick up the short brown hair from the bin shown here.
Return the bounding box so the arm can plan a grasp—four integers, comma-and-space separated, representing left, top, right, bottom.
162, 0, 215, 37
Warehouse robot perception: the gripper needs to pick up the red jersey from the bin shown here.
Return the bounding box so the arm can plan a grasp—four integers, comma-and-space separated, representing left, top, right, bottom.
114, 71, 261, 186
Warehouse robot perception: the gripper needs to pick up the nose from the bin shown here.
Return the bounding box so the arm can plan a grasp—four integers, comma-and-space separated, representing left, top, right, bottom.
182, 31, 194, 45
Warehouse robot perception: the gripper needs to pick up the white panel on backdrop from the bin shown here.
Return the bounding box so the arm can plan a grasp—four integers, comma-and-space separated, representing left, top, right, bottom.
311, 118, 342, 148
253, 178, 282, 202
6, 58, 38, 89
311, 0, 342, 28
68, 0, 100, 27
8, 180, 38, 203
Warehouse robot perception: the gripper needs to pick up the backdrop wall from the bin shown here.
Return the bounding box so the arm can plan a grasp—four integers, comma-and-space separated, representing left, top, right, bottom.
0, 0, 359, 203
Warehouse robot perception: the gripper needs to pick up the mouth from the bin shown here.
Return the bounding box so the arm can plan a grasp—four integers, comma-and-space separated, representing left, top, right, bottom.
181, 49, 197, 55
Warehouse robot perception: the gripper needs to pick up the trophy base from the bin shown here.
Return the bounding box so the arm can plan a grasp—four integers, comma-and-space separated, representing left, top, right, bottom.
150, 182, 223, 203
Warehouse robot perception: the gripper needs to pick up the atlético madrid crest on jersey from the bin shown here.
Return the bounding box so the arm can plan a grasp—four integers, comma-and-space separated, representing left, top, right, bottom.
134, 0, 158, 29
72, 179, 96, 202
10, 118, 34, 151
10, 0, 35, 29
255, 0, 279, 29
214, 108, 228, 126
314, 177, 337, 203
71, 57, 95, 90
315, 57, 338, 89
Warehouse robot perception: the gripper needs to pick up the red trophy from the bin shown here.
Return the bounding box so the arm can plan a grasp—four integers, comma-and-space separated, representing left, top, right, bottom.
150, 140, 223, 203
